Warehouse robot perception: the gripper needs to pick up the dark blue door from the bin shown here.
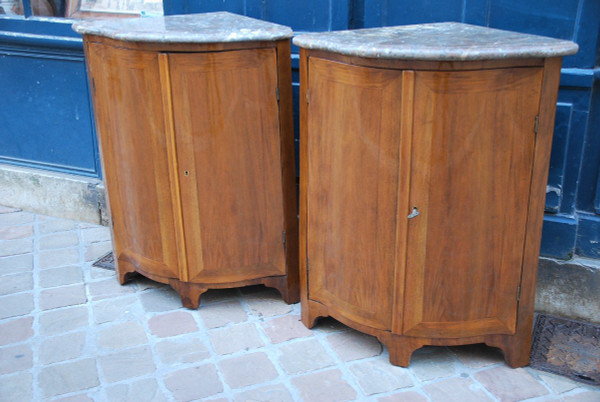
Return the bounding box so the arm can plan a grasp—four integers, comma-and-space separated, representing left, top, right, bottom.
0, 15, 99, 177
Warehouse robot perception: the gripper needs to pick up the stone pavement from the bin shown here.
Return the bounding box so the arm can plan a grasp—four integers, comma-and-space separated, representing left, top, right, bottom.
0, 205, 599, 402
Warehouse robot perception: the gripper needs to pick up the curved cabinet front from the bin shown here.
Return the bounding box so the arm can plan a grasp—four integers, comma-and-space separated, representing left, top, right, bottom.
88, 44, 181, 282
299, 51, 562, 367
168, 49, 287, 285
305, 57, 402, 331
84, 36, 299, 309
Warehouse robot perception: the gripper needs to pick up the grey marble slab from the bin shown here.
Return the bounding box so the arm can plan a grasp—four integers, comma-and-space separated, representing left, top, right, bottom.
293, 22, 578, 60
73, 12, 292, 43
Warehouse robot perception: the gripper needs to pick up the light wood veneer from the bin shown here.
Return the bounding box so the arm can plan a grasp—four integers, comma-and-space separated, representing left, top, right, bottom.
83, 36, 299, 308
299, 49, 562, 367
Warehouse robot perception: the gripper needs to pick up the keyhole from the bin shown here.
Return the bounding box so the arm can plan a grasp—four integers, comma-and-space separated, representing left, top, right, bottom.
408, 207, 420, 219
184, 170, 189, 177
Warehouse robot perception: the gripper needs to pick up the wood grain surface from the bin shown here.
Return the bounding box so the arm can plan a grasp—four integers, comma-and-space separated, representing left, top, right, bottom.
306, 57, 403, 330
86, 42, 180, 282
84, 38, 298, 308
299, 49, 561, 367
168, 48, 286, 284
403, 67, 543, 338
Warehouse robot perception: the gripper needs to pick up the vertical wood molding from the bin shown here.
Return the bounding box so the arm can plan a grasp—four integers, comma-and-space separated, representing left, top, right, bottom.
158, 53, 190, 282
392, 70, 414, 335
402, 70, 433, 335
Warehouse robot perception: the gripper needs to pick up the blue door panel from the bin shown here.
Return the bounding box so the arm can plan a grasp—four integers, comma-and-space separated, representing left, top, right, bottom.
462, 2, 489, 24
363, 0, 464, 27
484, 0, 599, 69
576, 214, 600, 258
570, 0, 600, 69
251, 0, 349, 32
557, 84, 593, 112
0, 49, 98, 176
546, 96, 590, 216
594, 172, 600, 215
575, 79, 600, 212
165, 0, 348, 32
0, 16, 81, 38
560, 109, 589, 215
546, 104, 572, 213
164, 0, 244, 16
486, 0, 579, 40
541, 215, 578, 259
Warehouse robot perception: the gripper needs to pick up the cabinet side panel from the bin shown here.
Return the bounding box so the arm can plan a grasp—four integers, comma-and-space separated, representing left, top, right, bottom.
306, 57, 403, 331
169, 48, 286, 283
499, 57, 563, 366
85, 42, 179, 279
403, 67, 543, 338
275, 40, 300, 300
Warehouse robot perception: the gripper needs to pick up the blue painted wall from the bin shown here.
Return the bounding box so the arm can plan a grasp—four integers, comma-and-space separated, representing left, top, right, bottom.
1, 0, 599, 259
0, 17, 99, 177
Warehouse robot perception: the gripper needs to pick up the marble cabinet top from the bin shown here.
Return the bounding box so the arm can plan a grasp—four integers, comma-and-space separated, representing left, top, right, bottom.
73, 12, 292, 43
293, 22, 578, 60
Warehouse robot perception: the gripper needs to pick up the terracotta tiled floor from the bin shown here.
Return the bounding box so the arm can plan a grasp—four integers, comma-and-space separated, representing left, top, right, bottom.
1, 205, 599, 401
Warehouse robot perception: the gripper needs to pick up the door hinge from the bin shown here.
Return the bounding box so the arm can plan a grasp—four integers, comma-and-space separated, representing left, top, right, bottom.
517, 285, 521, 302
306, 89, 310, 104
534, 115, 539, 135
306, 258, 309, 272
276, 87, 280, 102
282, 230, 286, 248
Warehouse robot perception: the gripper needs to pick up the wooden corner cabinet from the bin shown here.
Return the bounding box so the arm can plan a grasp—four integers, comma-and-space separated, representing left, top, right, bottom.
74, 13, 299, 308
294, 23, 578, 367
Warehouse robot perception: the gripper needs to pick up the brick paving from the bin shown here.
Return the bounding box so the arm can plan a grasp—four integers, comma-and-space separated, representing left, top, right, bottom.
0, 205, 599, 401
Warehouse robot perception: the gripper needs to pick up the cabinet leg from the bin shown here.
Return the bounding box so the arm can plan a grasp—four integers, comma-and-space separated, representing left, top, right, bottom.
385, 336, 425, 367
501, 347, 530, 368
490, 337, 531, 368
168, 280, 207, 309
301, 299, 329, 329
116, 259, 137, 285
301, 304, 317, 329
263, 276, 300, 304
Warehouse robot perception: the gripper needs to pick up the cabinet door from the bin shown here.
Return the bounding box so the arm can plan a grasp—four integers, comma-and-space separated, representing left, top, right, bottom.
403, 68, 543, 338
306, 57, 403, 330
87, 43, 180, 279
168, 48, 286, 284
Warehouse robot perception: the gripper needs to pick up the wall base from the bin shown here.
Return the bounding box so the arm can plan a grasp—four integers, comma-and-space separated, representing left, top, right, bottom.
0, 163, 107, 225
536, 256, 600, 324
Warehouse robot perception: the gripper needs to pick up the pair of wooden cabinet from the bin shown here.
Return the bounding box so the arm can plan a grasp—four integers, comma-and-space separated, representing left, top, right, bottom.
294, 23, 577, 367
77, 15, 577, 368
76, 14, 299, 308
